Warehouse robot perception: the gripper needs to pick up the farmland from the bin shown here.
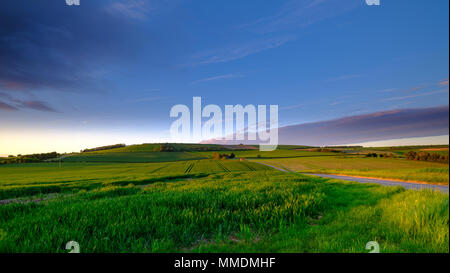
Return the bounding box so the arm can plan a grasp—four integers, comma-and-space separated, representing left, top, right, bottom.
0, 144, 449, 253
251, 156, 450, 184
1, 162, 448, 253
61, 152, 206, 163
0, 160, 269, 200
58, 144, 337, 164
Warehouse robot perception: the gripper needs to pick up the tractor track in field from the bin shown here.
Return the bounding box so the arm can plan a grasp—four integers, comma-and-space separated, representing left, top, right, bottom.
215, 161, 230, 172
149, 165, 168, 174
185, 162, 195, 173
239, 161, 256, 171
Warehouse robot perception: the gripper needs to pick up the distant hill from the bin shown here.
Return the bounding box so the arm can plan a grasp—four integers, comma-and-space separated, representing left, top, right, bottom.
81, 143, 233, 153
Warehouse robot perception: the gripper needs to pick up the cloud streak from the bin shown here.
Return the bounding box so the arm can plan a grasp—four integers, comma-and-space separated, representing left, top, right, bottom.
204, 106, 449, 146
186, 36, 294, 66
190, 74, 243, 85
0, 100, 18, 111
105, 0, 150, 20
237, 0, 361, 34
382, 89, 449, 102
19, 100, 58, 112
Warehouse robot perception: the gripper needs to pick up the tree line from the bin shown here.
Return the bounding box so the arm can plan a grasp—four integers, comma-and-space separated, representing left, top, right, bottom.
81, 144, 126, 153
404, 151, 449, 163
0, 152, 60, 164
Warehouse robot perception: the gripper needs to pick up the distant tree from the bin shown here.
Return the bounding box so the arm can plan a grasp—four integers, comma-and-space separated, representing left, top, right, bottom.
365, 153, 378, 158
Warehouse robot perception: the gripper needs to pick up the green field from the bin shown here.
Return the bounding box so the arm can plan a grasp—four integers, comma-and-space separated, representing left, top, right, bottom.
252, 156, 450, 184
60, 148, 337, 164
194, 149, 337, 159
1, 144, 449, 253
61, 152, 206, 163
0, 160, 269, 200
0, 162, 448, 253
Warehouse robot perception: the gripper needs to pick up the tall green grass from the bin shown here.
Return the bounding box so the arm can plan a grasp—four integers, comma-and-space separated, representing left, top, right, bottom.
0, 171, 447, 253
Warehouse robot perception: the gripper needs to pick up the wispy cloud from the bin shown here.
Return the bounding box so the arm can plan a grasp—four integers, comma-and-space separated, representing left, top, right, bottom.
440, 78, 449, 86
190, 74, 243, 85
204, 105, 450, 146
382, 89, 449, 102
0, 92, 57, 112
326, 74, 361, 82
126, 95, 170, 104
237, 0, 360, 34
20, 100, 58, 112
105, 0, 150, 20
0, 100, 18, 111
378, 88, 397, 93
184, 0, 359, 67
186, 36, 294, 66
279, 103, 307, 111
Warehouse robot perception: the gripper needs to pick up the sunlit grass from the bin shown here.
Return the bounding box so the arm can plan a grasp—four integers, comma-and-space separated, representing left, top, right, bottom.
0, 170, 447, 253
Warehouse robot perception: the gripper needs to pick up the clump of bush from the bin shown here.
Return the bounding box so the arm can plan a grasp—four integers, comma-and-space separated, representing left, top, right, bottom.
212, 152, 235, 160
153, 143, 175, 152
405, 151, 449, 163
365, 153, 395, 158
310, 148, 341, 153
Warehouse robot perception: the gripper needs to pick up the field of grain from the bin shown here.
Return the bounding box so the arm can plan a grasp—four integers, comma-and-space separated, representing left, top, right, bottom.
61, 152, 206, 163
193, 149, 337, 159
251, 156, 449, 184
1, 145, 449, 253
0, 167, 447, 253
0, 160, 269, 200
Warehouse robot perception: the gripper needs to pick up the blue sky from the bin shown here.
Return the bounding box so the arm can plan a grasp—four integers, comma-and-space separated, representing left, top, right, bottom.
0, 0, 449, 154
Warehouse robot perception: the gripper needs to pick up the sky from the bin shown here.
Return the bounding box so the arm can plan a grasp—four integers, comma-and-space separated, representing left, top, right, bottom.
0, 0, 449, 155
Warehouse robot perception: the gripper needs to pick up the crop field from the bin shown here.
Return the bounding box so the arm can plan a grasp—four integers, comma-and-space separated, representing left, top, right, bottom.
58, 147, 337, 164
0, 167, 448, 253
1, 144, 449, 253
331, 145, 450, 156
0, 160, 269, 200
60, 152, 207, 163
193, 149, 337, 159
252, 156, 450, 184
85, 143, 229, 153
370, 145, 449, 156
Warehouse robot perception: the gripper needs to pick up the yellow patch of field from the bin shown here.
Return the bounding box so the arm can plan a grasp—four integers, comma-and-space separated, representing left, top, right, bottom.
420, 148, 449, 151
